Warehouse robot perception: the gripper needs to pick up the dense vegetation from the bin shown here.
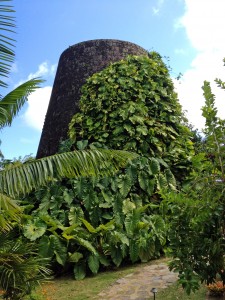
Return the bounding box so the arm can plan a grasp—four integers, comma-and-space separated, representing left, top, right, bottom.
161, 78, 225, 294
69, 53, 194, 183
1, 1, 225, 299
0, 1, 136, 298
20, 52, 194, 282
17, 43, 225, 297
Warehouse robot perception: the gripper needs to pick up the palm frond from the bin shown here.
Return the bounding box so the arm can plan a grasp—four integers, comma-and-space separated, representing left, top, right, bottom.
0, 0, 16, 88
0, 149, 138, 198
0, 232, 51, 298
0, 192, 21, 232
0, 78, 44, 128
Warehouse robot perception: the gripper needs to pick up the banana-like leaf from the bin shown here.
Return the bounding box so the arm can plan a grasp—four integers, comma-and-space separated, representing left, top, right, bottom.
0, 149, 138, 198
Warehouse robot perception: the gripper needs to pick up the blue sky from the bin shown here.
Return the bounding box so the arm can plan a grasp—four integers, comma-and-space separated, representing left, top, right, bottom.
1, 0, 225, 159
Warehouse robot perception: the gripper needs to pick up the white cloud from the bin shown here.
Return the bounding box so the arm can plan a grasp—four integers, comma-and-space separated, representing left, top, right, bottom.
27, 61, 56, 80
179, 0, 225, 52
16, 62, 56, 87
20, 61, 56, 131
174, 0, 225, 131
152, 0, 165, 15
24, 86, 52, 131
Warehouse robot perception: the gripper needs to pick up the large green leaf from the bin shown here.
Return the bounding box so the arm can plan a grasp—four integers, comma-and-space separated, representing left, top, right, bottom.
110, 246, 123, 267
49, 235, 67, 266
139, 242, 155, 262
164, 168, 176, 190
38, 235, 54, 258
88, 254, 99, 274
149, 158, 160, 175
129, 239, 139, 263
63, 189, 74, 205
122, 199, 136, 214
157, 174, 168, 190
75, 237, 97, 255
81, 218, 96, 233
74, 262, 86, 280
68, 206, 84, 226
138, 170, 155, 196
69, 251, 83, 263
23, 218, 47, 241
118, 174, 132, 198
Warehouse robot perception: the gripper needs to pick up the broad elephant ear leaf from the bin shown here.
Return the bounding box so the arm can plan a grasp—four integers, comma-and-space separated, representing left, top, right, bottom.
74, 262, 86, 280
49, 235, 67, 266
88, 254, 99, 274
23, 218, 47, 241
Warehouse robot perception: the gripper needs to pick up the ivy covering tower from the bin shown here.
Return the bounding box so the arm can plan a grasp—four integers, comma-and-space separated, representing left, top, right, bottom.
69, 52, 194, 182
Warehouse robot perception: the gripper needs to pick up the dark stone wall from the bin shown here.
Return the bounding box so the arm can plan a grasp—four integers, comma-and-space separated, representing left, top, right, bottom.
36, 39, 148, 158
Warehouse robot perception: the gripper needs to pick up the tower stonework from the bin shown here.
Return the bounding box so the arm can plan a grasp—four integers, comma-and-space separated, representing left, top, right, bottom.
36, 39, 148, 158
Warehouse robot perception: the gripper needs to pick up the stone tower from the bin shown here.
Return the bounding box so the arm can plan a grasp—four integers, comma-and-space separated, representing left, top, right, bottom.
36, 39, 148, 158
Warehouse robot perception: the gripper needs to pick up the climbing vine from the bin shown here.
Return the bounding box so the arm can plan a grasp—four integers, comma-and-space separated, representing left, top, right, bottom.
69, 53, 194, 183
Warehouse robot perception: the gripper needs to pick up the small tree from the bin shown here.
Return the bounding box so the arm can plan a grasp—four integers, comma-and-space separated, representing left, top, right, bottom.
162, 62, 225, 294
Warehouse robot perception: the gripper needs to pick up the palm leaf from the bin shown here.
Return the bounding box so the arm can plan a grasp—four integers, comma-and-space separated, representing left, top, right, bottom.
0, 149, 138, 198
0, 232, 51, 298
0, 0, 16, 88
0, 192, 21, 232
0, 78, 44, 127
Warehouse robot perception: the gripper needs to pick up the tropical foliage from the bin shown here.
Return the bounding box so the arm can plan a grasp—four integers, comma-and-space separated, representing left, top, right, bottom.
69, 53, 194, 183
0, 231, 51, 300
2, 0, 225, 297
161, 70, 225, 294
21, 52, 190, 280
0, 1, 138, 298
21, 154, 172, 279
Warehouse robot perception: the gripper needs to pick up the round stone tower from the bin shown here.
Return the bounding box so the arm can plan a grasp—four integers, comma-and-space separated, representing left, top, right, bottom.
36, 39, 148, 158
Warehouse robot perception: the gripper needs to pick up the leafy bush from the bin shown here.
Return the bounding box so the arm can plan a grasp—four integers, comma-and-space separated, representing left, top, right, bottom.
22, 155, 172, 279
161, 69, 225, 294
21, 52, 197, 280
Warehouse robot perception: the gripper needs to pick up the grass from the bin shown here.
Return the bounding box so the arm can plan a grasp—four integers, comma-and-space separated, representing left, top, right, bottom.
28, 259, 209, 300
157, 283, 207, 300
29, 262, 143, 300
